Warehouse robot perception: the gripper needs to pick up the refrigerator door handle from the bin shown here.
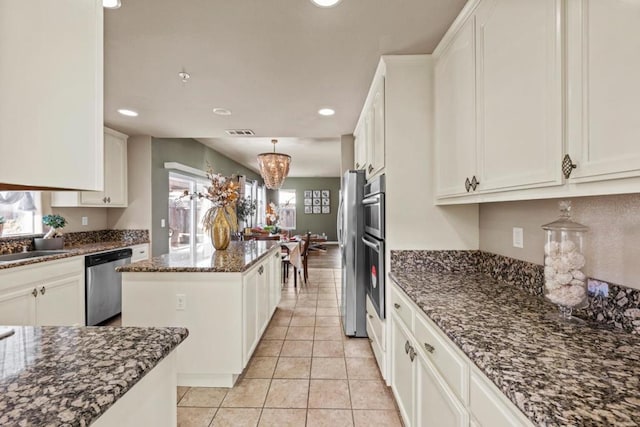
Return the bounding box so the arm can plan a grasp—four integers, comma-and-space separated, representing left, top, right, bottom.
362, 195, 381, 205
337, 198, 343, 247
361, 236, 380, 251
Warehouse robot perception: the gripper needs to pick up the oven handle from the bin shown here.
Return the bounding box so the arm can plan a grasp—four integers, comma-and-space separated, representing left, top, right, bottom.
362, 194, 381, 205
361, 236, 380, 251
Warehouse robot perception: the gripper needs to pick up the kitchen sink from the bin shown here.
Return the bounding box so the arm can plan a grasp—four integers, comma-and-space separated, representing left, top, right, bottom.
0, 250, 71, 264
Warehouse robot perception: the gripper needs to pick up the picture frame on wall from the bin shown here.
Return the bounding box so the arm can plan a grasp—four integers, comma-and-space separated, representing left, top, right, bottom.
313, 198, 321, 206
313, 190, 321, 198
322, 198, 329, 206
322, 206, 330, 214
313, 206, 321, 214
304, 198, 312, 206
321, 190, 330, 198
304, 206, 312, 214
304, 190, 312, 198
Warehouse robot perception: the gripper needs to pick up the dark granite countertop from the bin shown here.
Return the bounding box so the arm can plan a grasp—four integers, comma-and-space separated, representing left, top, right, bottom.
390, 270, 640, 426
117, 240, 279, 273
0, 240, 149, 271
0, 325, 188, 426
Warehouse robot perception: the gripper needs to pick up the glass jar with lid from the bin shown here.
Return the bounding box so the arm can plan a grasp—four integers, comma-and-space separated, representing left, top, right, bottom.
541, 200, 589, 321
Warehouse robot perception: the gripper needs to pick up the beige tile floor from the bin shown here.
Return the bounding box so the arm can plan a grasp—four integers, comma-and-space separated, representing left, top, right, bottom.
177, 266, 403, 427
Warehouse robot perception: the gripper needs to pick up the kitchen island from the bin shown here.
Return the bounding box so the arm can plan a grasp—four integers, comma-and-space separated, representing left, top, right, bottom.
119, 241, 282, 387
0, 325, 188, 426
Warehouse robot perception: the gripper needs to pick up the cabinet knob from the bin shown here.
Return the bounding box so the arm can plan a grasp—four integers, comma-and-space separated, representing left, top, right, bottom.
562, 154, 577, 179
368, 313, 373, 319
258, 266, 264, 275
355, 162, 360, 169
465, 177, 471, 192
423, 342, 435, 353
107, 197, 112, 203
394, 303, 401, 310
40, 286, 46, 295
32, 288, 38, 298
102, 197, 108, 203
405, 340, 411, 354
368, 164, 374, 173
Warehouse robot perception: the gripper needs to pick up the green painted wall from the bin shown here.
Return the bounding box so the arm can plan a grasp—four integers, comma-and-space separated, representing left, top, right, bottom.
278, 177, 340, 241
151, 138, 262, 255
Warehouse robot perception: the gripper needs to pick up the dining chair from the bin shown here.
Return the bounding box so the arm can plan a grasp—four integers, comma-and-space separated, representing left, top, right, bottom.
293, 232, 311, 285
281, 245, 291, 283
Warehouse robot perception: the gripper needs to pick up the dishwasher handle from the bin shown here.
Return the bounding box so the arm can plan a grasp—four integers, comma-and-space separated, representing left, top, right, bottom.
85, 249, 133, 267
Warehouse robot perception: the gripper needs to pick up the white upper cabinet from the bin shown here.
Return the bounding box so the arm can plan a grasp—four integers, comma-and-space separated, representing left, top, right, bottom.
435, 18, 477, 197
475, 0, 563, 193
566, 0, 640, 182
52, 128, 128, 207
0, 0, 103, 191
354, 73, 385, 180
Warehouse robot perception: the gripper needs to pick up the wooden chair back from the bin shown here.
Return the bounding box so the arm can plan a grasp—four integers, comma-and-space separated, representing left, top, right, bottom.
251, 235, 281, 241
301, 232, 312, 257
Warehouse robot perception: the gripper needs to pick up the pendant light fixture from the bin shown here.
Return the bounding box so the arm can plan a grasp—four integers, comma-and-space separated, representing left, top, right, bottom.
257, 139, 291, 189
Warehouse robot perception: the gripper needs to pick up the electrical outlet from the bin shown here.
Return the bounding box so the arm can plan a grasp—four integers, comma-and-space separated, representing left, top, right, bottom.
161, 219, 166, 228
81, 216, 88, 226
176, 294, 186, 310
513, 227, 524, 248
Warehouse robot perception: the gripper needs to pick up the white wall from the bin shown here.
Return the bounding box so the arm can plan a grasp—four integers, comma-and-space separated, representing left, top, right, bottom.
107, 136, 153, 237
42, 192, 108, 233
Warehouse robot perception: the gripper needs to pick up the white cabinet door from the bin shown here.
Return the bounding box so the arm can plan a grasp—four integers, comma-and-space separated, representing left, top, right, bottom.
391, 314, 415, 427
416, 353, 468, 427
0, 286, 36, 325
270, 249, 282, 315
435, 18, 477, 198
566, 0, 640, 182
475, 0, 563, 193
243, 268, 258, 364
256, 262, 269, 336
354, 125, 367, 171
369, 78, 385, 178
36, 273, 84, 326
130, 244, 150, 263
0, 0, 103, 191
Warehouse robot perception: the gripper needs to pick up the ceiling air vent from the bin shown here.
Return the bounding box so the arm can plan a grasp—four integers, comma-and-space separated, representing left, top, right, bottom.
225, 129, 255, 136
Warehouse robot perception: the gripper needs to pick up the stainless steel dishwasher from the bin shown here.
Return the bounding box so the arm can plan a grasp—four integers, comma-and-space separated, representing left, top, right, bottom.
85, 248, 132, 326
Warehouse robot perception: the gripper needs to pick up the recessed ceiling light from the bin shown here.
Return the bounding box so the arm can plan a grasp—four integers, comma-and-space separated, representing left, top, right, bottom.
318, 108, 335, 116
213, 108, 232, 116
103, 0, 121, 9
117, 109, 138, 117
178, 71, 190, 83
311, 0, 342, 7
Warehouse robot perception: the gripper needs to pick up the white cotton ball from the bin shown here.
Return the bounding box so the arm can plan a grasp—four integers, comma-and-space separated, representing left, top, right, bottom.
571, 270, 586, 281
546, 285, 586, 307
544, 266, 556, 280
560, 240, 577, 254
556, 273, 573, 285
567, 252, 585, 270
545, 279, 562, 291
545, 256, 553, 266
553, 258, 571, 274
544, 241, 559, 256
570, 279, 585, 287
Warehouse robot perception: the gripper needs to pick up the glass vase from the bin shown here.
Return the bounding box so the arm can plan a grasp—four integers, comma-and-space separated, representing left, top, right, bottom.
210, 208, 231, 250
542, 201, 589, 321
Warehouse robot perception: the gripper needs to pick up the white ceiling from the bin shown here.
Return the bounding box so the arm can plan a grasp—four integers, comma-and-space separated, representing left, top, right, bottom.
104, 0, 466, 177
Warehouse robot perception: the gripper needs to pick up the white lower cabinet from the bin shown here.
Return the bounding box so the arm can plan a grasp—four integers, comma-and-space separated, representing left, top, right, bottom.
390, 284, 534, 427
130, 244, 150, 262
243, 268, 259, 363
0, 257, 85, 326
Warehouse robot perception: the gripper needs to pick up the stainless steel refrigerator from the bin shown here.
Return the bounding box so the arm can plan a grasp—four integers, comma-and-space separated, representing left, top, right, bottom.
337, 169, 367, 337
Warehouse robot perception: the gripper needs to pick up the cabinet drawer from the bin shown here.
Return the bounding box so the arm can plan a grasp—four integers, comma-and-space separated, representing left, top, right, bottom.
469, 370, 531, 427
390, 285, 414, 332
366, 294, 385, 350
130, 244, 150, 263
415, 312, 467, 404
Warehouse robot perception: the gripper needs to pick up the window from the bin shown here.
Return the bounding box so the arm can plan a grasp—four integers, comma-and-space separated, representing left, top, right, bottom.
256, 184, 266, 225
0, 192, 42, 236
168, 173, 212, 253
278, 189, 296, 230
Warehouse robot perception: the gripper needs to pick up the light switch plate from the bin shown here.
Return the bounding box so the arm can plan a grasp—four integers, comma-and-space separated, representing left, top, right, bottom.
161, 219, 166, 228
176, 294, 186, 310
513, 227, 524, 248
81, 216, 88, 226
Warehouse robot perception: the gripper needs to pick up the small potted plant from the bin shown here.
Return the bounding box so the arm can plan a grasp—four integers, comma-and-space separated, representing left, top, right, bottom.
0, 216, 5, 236
34, 214, 67, 250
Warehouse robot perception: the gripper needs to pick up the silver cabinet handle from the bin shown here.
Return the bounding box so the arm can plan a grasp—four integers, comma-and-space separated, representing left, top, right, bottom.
102, 197, 108, 203
40, 286, 46, 295
32, 288, 38, 298
405, 340, 410, 354
355, 162, 360, 169
394, 303, 400, 310
409, 347, 416, 362
423, 342, 435, 353
465, 177, 471, 192
107, 196, 111, 203
368, 314, 373, 319
368, 164, 374, 173
258, 266, 264, 275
